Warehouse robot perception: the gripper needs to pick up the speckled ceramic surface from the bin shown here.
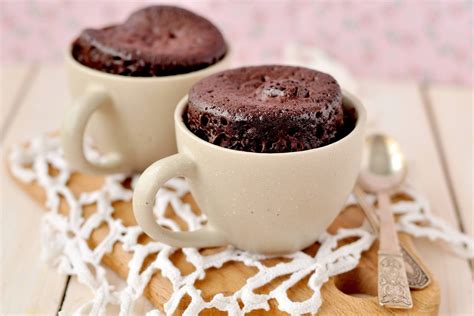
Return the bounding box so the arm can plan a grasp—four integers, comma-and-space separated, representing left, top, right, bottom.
133, 91, 367, 254
61, 48, 231, 175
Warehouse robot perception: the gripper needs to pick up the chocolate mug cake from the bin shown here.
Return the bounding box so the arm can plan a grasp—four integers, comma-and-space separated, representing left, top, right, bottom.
133, 68, 366, 253
62, 5, 231, 175
184, 65, 355, 153
72, 5, 227, 76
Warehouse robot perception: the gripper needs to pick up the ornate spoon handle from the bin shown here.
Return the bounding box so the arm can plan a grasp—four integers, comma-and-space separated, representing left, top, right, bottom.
377, 192, 413, 309
400, 247, 430, 289
353, 186, 430, 289
378, 253, 413, 308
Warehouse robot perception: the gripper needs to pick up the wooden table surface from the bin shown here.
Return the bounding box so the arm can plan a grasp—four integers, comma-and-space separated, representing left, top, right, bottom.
1, 64, 472, 315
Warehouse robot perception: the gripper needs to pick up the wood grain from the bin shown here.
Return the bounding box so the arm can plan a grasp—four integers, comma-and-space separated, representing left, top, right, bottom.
0, 64, 33, 133
3, 65, 69, 143
359, 80, 473, 315
8, 162, 440, 315
426, 84, 473, 237
60, 269, 154, 315
1, 65, 68, 315
1, 64, 469, 314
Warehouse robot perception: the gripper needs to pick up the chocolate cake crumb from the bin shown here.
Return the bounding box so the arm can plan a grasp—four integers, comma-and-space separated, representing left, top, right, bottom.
184, 65, 352, 153
72, 6, 227, 76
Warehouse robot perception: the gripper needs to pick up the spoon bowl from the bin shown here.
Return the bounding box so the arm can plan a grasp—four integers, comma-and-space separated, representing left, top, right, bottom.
358, 134, 407, 193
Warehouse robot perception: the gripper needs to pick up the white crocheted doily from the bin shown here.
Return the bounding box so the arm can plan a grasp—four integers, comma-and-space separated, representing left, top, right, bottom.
8, 136, 474, 315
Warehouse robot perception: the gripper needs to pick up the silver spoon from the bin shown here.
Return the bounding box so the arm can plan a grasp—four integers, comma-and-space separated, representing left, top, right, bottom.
358, 134, 413, 309
353, 185, 430, 289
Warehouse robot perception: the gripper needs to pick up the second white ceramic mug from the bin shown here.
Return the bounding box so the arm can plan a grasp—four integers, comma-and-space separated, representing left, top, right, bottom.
61, 48, 231, 174
133, 91, 366, 254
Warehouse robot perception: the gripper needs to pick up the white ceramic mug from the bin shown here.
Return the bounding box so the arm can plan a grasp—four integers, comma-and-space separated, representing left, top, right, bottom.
61, 48, 231, 174
133, 92, 366, 254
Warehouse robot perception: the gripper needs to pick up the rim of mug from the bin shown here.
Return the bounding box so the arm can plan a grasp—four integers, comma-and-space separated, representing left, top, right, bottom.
175, 89, 367, 157
64, 42, 231, 82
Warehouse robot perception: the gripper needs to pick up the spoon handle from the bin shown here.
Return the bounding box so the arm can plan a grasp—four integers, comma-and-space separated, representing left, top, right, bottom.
377, 192, 413, 309
353, 186, 430, 289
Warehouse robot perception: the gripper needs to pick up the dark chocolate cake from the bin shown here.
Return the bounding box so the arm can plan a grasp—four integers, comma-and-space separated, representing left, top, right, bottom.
184, 65, 350, 153
72, 6, 227, 76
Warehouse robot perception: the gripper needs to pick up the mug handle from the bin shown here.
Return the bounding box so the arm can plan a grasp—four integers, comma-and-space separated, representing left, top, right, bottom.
133, 154, 227, 248
61, 86, 124, 174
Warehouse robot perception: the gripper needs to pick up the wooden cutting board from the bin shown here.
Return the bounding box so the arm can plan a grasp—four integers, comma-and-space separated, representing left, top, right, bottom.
9, 165, 439, 315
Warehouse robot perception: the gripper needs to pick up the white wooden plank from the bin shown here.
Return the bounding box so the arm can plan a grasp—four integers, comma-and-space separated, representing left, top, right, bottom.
4, 64, 69, 143
60, 272, 153, 315
56, 279, 92, 315
1, 64, 70, 315
0, 156, 67, 315
2, 65, 471, 314
1, 64, 156, 314
360, 80, 473, 315
426, 85, 473, 236
0, 64, 32, 133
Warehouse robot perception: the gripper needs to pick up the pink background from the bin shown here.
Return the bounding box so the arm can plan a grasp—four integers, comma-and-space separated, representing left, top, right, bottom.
1, 0, 472, 85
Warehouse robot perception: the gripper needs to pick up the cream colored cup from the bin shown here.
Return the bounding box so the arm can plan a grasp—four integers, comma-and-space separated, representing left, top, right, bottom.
133, 92, 366, 254
61, 48, 231, 174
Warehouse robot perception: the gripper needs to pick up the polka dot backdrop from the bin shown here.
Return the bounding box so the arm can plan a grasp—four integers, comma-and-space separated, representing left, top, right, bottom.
1, 0, 472, 85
